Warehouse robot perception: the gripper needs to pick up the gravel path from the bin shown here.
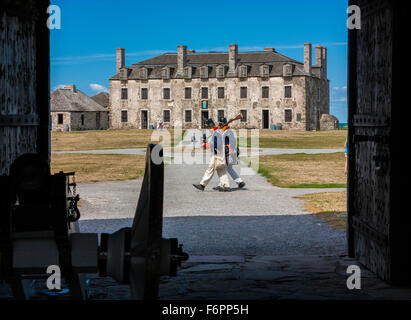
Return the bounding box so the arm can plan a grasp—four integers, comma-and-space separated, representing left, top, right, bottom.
78, 157, 347, 256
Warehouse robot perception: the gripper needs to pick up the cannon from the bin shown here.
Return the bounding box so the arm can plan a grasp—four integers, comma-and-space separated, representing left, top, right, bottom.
0, 144, 188, 300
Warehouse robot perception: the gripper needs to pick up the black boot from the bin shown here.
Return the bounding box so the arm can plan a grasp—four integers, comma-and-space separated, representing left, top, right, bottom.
193, 184, 205, 191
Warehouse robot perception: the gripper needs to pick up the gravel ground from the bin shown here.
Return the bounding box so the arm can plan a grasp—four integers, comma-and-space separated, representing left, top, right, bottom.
78, 157, 347, 256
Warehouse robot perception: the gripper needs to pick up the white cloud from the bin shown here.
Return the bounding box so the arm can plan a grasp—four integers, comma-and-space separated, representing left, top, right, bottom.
89, 83, 108, 93
332, 97, 347, 102
52, 84, 65, 91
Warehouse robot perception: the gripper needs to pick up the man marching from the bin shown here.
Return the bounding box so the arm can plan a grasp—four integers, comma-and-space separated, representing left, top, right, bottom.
193, 118, 231, 192
213, 117, 245, 191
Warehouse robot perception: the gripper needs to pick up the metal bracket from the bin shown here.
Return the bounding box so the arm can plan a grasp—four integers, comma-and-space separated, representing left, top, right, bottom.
0, 115, 39, 127
353, 114, 389, 127
352, 216, 388, 245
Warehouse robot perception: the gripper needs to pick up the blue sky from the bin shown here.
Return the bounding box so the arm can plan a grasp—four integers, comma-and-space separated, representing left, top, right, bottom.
50, 0, 348, 122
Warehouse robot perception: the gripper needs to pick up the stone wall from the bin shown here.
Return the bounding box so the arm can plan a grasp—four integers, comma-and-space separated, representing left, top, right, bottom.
320, 114, 339, 131
51, 111, 109, 131
110, 74, 328, 130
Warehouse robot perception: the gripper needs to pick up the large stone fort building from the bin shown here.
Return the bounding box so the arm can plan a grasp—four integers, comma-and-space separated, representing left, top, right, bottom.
109, 44, 330, 130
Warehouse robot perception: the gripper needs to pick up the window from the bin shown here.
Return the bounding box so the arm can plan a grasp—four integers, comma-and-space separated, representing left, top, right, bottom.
163, 110, 171, 123
163, 88, 170, 100
284, 86, 292, 98
185, 87, 192, 99
217, 110, 225, 121
297, 113, 302, 122
141, 88, 148, 100
201, 87, 208, 99
218, 87, 225, 99
121, 110, 128, 123
81, 114, 85, 126
240, 87, 247, 99
285, 109, 292, 122
240, 110, 247, 122
57, 114, 64, 124
121, 88, 128, 100
185, 110, 192, 123
262, 86, 269, 99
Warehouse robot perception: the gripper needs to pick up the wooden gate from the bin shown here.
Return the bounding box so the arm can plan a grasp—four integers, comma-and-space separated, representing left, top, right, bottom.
0, 0, 50, 175
347, 0, 410, 284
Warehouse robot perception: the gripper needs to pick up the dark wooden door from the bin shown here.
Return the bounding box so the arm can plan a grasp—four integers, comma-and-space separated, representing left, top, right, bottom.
262, 110, 269, 129
201, 111, 209, 129
141, 111, 148, 129
347, 0, 409, 284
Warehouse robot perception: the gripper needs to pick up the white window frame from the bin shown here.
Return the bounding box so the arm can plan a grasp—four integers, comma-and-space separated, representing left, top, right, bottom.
184, 87, 192, 100
284, 108, 293, 123
240, 109, 248, 123
201, 86, 209, 100
184, 108, 193, 123
140, 109, 149, 129
262, 86, 270, 99
140, 87, 149, 100
240, 86, 248, 100
120, 87, 128, 101
217, 86, 225, 99
216, 109, 226, 121
284, 85, 293, 99
121, 109, 128, 123
162, 87, 171, 100
163, 109, 172, 123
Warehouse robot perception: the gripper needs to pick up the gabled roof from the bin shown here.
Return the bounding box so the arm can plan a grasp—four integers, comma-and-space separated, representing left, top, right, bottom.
51, 87, 109, 112
110, 49, 319, 80
91, 92, 110, 107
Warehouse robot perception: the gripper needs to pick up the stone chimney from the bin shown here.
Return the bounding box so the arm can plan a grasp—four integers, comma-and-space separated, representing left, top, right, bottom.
116, 48, 125, 74
177, 45, 187, 74
304, 43, 312, 75
64, 84, 76, 92
229, 44, 238, 73
322, 47, 327, 79
315, 45, 323, 67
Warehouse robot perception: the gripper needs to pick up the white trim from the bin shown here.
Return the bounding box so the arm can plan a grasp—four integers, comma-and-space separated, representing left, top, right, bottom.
183, 86, 192, 100
163, 109, 172, 123
121, 109, 128, 123
217, 86, 225, 99
183, 108, 193, 123
200, 86, 209, 100
140, 109, 149, 129
261, 108, 270, 129
140, 87, 148, 100
284, 85, 293, 98
162, 87, 172, 100
284, 108, 293, 123
120, 87, 128, 101
240, 86, 248, 100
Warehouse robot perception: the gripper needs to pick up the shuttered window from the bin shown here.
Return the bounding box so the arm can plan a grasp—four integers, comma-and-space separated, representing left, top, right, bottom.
201, 87, 208, 99
121, 110, 128, 123
163, 110, 171, 123
218, 87, 225, 99
185, 110, 192, 123
262, 86, 269, 98
240, 87, 247, 99
284, 86, 292, 98
163, 88, 170, 100
141, 88, 148, 100
185, 87, 192, 99
121, 88, 128, 100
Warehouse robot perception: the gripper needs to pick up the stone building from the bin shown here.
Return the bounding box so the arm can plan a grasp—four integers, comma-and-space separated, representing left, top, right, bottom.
109, 44, 330, 130
91, 92, 110, 109
51, 85, 109, 132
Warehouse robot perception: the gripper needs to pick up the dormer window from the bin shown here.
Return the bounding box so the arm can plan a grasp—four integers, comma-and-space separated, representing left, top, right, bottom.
260, 65, 269, 78
216, 65, 225, 79
120, 68, 128, 80
184, 66, 192, 79
162, 67, 171, 80
200, 66, 209, 79
140, 67, 148, 79
239, 65, 248, 78
283, 64, 293, 77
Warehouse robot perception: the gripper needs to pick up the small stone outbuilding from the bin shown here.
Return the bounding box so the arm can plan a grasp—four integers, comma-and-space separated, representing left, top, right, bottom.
320, 114, 339, 131
51, 85, 109, 132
